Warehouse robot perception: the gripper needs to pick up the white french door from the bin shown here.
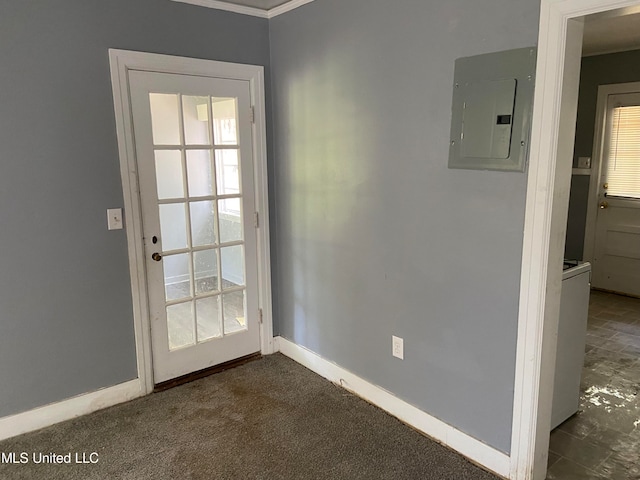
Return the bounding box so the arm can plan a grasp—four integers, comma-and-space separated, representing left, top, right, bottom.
592, 91, 640, 297
129, 70, 260, 384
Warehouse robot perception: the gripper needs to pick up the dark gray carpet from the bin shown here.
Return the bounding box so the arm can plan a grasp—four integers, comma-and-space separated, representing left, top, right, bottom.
0, 354, 499, 479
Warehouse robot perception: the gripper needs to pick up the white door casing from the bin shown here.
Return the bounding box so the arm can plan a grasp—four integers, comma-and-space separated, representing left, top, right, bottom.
129, 70, 260, 383
109, 50, 274, 393
584, 85, 640, 297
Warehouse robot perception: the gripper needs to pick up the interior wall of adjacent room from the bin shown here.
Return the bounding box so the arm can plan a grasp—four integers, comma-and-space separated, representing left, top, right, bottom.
565, 48, 640, 260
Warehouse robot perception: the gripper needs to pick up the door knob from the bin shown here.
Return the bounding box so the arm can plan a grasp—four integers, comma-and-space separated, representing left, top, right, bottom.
599, 201, 609, 209
151, 252, 162, 262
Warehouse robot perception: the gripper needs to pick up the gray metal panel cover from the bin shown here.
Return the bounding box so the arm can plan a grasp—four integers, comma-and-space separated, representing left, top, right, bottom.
449, 47, 537, 172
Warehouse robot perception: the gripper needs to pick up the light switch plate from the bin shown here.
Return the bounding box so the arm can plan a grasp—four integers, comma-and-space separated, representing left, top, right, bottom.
107, 208, 123, 230
577, 156, 591, 169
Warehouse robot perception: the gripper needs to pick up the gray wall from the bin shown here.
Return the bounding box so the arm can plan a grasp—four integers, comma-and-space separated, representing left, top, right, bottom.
269, 0, 540, 453
0, 0, 271, 418
565, 49, 640, 260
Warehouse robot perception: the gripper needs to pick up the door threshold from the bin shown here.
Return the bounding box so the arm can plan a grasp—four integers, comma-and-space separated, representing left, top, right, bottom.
153, 352, 262, 392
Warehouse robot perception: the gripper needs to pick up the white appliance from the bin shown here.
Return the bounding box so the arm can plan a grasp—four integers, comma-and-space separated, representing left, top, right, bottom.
550, 261, 591, 430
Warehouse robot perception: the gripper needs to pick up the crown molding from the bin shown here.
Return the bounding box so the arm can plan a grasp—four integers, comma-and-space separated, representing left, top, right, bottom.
172, 0, 268, 18
171, 0, 315, 19
267, 0, 315, 18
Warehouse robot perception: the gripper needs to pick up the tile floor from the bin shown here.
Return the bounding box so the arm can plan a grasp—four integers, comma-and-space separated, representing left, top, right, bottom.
547, 290, 640, 480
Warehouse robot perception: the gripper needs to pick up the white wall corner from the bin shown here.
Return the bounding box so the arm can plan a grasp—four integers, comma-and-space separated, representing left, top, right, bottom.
275, 336, 511, 478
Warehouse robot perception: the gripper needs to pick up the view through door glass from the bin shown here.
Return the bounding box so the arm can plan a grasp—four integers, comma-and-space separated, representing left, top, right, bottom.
606, 104, 640, 200
149, 93, 247, 350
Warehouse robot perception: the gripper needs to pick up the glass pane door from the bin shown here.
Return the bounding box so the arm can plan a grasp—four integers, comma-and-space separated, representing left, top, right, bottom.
128, 69, 260, 384
149, 93, 247, 351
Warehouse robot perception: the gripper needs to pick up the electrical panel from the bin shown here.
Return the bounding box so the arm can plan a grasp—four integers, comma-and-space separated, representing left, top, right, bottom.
448, 47, 537, 172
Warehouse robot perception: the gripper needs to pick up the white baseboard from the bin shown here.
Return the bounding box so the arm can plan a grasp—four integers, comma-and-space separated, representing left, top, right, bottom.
275, 336, 510, 478
0, 379, 143, 442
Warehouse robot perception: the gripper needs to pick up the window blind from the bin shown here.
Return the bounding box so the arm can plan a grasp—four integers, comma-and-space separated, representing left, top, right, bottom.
607, 105, 640, 199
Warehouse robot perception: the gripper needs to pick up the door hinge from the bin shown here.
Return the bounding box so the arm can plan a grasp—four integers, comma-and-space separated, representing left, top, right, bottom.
254, 211, 259, 228
259, 308, 263, 324
249, 106, 255, 124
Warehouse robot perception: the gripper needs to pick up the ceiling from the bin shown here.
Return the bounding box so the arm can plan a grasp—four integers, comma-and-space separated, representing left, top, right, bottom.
583, 12, 640, 56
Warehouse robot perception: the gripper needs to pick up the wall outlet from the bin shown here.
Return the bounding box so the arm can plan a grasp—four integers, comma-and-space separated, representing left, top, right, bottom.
392, 336, 404, 360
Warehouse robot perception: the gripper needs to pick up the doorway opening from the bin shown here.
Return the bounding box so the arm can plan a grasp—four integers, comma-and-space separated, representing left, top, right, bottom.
547, 11, 640, 478
513, 1, 640, 479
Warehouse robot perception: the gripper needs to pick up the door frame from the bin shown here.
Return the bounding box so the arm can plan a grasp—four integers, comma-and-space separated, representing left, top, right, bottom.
512, 1, 640, 479
109, 49, 274, 395
583, 81, 640, 263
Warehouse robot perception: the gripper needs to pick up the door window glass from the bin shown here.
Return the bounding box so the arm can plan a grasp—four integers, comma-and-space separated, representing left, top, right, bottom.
148, 92, 248, 351
607, 106, 640, 199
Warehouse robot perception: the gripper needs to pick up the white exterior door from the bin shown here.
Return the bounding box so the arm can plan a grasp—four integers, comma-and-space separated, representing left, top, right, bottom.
592, 91, 640, 297
129, 70, 260, 384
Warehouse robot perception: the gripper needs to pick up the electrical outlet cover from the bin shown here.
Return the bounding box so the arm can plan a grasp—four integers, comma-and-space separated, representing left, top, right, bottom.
392, 336, 404, 360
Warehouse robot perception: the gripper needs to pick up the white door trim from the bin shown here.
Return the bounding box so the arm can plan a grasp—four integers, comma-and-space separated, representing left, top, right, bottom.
109, 49, 274, 394
513, 1, 640, 479
582, 81, 640, 263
